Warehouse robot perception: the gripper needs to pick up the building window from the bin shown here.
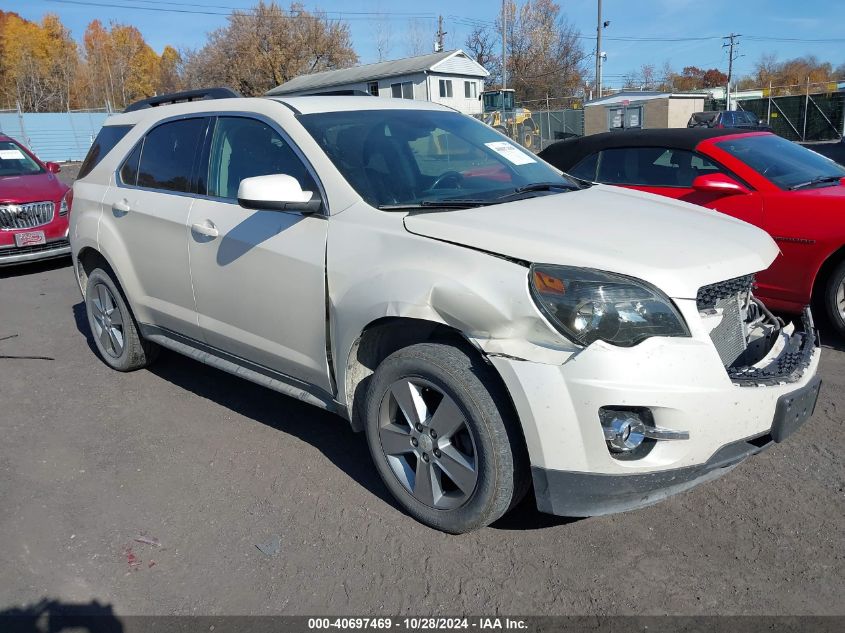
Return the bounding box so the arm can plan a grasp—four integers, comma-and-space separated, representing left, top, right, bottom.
464, 81, 477, 99
391, 81, 414, 99
439, 79, 453, 98
368, 81, 379, 96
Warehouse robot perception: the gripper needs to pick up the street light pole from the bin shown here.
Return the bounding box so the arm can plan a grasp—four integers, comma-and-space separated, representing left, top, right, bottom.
502, 0, 507, 90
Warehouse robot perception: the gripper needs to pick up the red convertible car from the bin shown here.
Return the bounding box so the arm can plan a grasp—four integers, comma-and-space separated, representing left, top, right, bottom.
539, 129, 845, 335
0, 134, 72, 265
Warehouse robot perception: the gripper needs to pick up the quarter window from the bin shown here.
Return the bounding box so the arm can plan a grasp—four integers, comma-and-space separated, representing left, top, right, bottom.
78, 124, 133, 179
596, 147, 722, 187
136, 118, 207, 193
567, 153, 599, 181
206, 117, 316, 201
119, 142, 143, 186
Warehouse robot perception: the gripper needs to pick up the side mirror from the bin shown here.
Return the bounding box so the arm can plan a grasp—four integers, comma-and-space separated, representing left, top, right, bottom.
692, 173, 749, 196
45, 162, 61, 173
237, 174, 321, 213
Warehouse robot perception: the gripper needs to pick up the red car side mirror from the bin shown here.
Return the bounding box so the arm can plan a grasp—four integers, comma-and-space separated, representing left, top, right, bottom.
45, 162, 62, 173
692, 173, 748, 195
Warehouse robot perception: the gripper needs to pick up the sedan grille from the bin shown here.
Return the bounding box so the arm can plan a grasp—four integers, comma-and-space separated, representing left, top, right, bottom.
0, 201, 55, 230
697, 275, 754, 367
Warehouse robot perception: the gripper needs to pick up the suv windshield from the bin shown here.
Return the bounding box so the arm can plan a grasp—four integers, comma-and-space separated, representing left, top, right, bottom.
716, 134, 845, 190
299, 109, 574, 209
0, 140, 43, 177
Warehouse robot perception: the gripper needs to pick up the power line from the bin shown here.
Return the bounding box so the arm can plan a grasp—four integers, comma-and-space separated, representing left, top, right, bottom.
44, 0, 437, 20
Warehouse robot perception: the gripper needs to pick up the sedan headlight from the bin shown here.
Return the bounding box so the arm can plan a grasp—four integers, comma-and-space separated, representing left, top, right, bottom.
529, 264, 690, 347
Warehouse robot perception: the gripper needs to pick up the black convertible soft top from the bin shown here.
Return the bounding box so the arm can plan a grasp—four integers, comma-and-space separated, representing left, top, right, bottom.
538, 128, 760, 171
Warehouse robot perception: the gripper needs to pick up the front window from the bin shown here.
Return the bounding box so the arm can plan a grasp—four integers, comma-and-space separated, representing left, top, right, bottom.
464, 81, 477, 99
205, 117, 315, 199
482, 90, 514, 112
368, 81, 379, 96
439, 80, 453, 98
716, 134, 845, 190
299, 109, 576, 209
391, 82, 414, 99
594, 147, 722, 187
0, 140, 43, 177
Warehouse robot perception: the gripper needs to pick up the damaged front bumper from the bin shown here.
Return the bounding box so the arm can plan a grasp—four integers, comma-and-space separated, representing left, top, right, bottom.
488, 303, 822, 518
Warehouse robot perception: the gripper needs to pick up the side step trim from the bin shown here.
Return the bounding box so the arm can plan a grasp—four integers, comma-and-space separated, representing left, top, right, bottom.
139, 324, 342, 416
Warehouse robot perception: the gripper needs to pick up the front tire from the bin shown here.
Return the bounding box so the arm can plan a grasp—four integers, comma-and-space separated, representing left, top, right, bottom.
85, 267, 158, 371
364, 342, 528, 533
824, 260, 845, 337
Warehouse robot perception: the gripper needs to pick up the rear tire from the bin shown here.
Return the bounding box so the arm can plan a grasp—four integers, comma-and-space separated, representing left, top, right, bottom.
823, 260, 845, 337
363, 342, 528, 533
84, 267, 158, 371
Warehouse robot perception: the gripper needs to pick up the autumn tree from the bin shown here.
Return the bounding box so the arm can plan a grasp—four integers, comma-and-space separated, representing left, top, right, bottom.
0, 11, 79, 111
464, 26, 500, 86
182, 2, 357, 97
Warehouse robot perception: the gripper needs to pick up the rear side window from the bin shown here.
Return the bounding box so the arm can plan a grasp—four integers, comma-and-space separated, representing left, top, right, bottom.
137, 118, 207, 193
78, 125, 133, 179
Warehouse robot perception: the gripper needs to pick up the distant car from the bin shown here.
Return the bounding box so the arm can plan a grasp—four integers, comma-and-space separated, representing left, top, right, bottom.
0, 135, 72, 265
688, 110, 772, 132
802, 139, 845, 167
539, 129, 845, 334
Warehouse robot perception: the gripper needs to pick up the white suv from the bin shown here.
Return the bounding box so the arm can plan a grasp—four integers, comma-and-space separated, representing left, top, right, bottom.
70, 90, 822, 533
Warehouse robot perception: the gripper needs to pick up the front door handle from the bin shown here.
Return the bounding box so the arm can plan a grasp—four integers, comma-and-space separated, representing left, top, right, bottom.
191, 220, 219, 238
112, 199, 130, 214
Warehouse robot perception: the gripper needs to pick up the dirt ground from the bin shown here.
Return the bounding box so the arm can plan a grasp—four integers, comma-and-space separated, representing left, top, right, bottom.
0, 165, 842, 616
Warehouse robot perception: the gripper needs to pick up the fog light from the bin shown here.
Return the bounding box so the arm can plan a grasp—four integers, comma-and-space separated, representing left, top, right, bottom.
601, 411, 646, 452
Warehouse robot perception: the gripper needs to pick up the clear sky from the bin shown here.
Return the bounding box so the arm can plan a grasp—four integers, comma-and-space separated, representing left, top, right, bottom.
9, 0, 845, 89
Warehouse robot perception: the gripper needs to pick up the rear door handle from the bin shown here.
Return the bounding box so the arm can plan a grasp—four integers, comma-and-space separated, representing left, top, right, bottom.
191, 220, 219, 238
112, 199, 131, 214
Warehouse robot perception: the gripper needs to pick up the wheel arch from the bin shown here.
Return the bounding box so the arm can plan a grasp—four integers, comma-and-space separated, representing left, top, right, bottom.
343, 316, 521, 436
811, 243, 845, 306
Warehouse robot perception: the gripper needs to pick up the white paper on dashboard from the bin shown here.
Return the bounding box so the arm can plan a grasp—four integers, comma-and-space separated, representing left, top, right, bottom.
484, 141, 537, 165
0, 149, 25, 160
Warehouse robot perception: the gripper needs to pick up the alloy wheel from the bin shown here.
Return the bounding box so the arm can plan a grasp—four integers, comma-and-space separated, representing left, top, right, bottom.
838, 279, 845, 320
90, 283, 125, 358
377, 377, 479, 510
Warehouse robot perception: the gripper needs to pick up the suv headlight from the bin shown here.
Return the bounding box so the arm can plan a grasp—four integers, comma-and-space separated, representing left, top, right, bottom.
529, 264, 690, 347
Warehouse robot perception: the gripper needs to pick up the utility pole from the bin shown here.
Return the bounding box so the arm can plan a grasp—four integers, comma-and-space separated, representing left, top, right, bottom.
435, 15, 446, 53
723, 33, 741, 111
595, 0, 602, 98
501, 0, 507, 90
595, 1, 609, 99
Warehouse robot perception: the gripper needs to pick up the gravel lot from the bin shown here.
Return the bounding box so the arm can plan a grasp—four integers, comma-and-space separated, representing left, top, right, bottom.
0, 165, 843, 616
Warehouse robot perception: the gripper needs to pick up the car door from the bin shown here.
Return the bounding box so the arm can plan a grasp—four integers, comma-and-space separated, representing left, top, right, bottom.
102, 116, 208, 339
186, 115, 331, 392
590, 146, 765, 228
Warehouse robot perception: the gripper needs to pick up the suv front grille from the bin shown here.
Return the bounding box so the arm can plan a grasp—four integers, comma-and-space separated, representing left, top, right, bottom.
0, 201, 55, 230
697, 275, 754, 367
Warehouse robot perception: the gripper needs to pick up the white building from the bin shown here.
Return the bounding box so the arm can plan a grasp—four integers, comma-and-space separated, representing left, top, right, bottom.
266, 50, 489, 115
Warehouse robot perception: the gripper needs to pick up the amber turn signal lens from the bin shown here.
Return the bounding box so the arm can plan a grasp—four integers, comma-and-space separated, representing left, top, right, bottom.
533, 270, 566, 295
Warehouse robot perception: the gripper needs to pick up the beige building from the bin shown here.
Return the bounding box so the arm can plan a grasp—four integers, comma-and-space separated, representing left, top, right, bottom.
583, 92, 706, 135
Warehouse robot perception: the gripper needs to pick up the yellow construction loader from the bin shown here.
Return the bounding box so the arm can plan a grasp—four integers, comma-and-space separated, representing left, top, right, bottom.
479, 88, 539, 150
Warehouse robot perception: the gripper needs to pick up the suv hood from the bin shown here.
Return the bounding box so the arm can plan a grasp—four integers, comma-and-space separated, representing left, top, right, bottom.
0, 171, 68, 203
403, 184, 778, 299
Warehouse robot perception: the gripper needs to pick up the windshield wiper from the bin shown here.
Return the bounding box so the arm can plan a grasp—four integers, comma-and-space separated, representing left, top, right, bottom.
789, 175, 843, 190
496, 181, 579, 201
378, 200, 488, 211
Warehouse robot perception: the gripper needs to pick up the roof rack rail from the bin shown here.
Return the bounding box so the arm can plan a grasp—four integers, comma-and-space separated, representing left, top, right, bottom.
124, 87, 242, 113
299, 89, 374, 97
